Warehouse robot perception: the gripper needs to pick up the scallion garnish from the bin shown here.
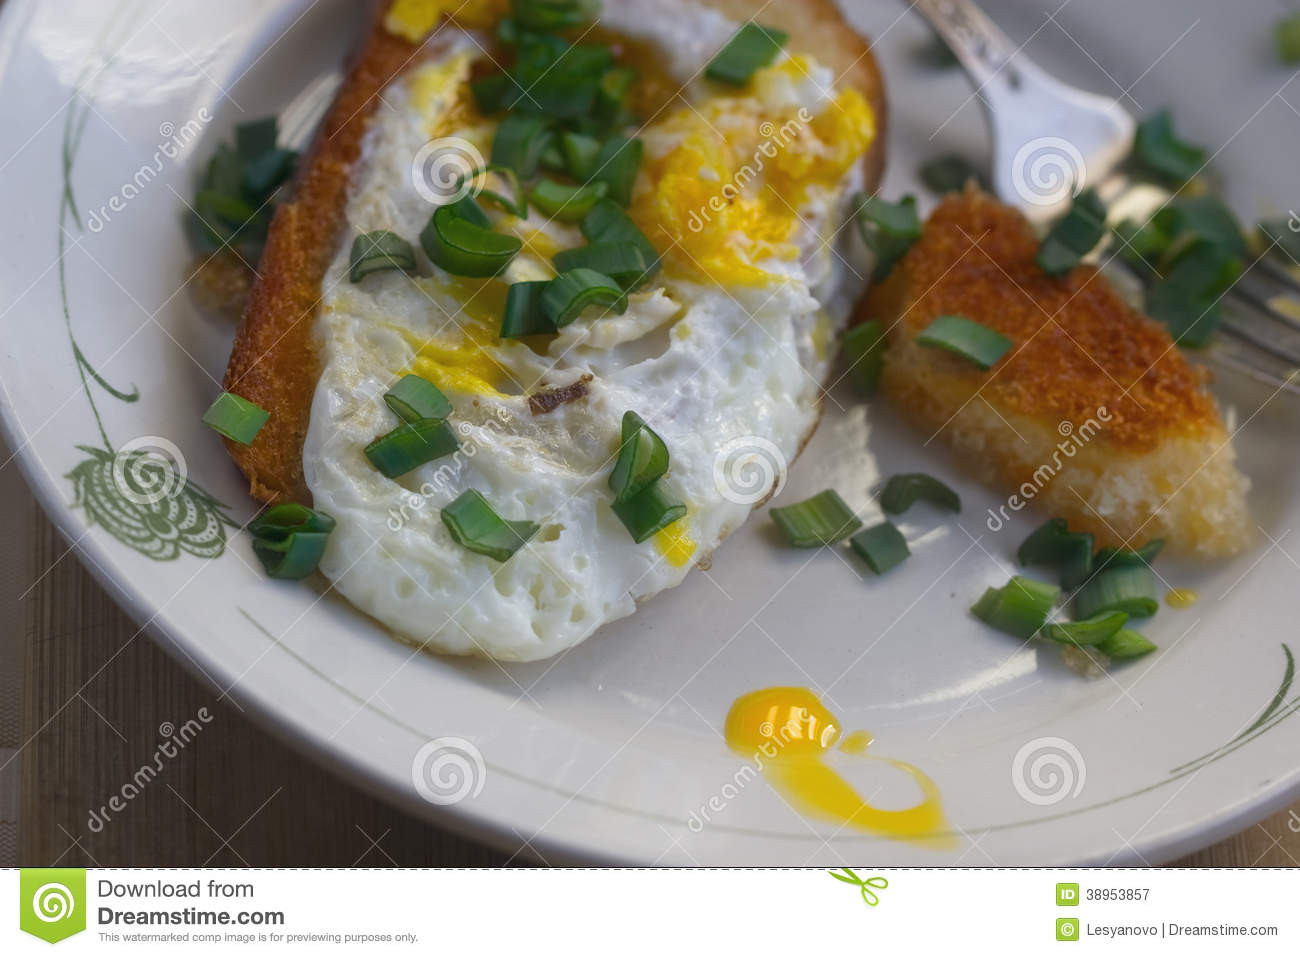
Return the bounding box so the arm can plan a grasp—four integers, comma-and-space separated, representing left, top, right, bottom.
770, 490, 862, 547
841, 319, 887, 393
879, 473, 961, 515
919, 153, 988, 194
512, 0, 598, 31
471, 73, 521, 114
235, 117, 278, 161
542, 268, 629, 327
1096, 628, 1157, 659
1036, 189, 1106, 276
581, 200, 661, 281
595, 66, 636, 128
1040, 610, 1129, 647
705, 23, 789, 85
1017, 518, 1096, 589
588, 135, 642, 206
609, 411, 669, 504
610, 481, 687, 544
349, 230, 417, 283
971, 576, 1059, 639
420, 201, 522, 277
441, 489, 539, 561
500, 280, 556, 338
1092, 539, 1164, 575
553, 241, 650, 289
1130, 111, 1206, 185
364, 418, 460, 479
188, 118, 296, 260
852, 193, 922, 282
850, 521, 910, 575
1145, 235, 1241, 347
490, 112, 555, 178
469, 165, 529, 219
560, 131, 602, 180
528, 178, 609, 221
249, 503, 335, 580
1072, 564, 1158, 619
383, 374, 452, 423
914, 314, 1012, 369
202, 392, 269, 445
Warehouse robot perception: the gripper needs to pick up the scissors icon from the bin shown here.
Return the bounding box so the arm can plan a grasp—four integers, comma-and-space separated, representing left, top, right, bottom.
828, 868, 889, 906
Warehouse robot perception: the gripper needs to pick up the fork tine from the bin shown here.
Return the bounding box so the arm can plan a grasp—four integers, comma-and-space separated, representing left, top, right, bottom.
1208, 338, 1300, 396
1229, 272, 1300, 335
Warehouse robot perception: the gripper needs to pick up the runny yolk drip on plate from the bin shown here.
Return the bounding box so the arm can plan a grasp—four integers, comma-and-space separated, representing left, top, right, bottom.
724, 687, 954, 847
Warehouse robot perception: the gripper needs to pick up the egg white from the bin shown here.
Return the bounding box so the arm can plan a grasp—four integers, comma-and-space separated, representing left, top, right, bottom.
300, 2, 873, 660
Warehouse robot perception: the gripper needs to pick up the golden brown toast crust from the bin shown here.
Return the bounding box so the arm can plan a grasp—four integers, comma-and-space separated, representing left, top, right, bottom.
866, 189, 1220, 452
223, 0, 887, 505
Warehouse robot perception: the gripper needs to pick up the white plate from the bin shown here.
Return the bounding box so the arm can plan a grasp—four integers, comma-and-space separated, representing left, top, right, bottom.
2, 0, 1298, 865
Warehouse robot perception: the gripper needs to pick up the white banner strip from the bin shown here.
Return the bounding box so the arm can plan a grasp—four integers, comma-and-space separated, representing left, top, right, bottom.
4, 868, 1298, 953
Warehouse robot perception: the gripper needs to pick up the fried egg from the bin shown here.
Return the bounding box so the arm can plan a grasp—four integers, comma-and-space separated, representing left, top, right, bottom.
300, 1, 878, 660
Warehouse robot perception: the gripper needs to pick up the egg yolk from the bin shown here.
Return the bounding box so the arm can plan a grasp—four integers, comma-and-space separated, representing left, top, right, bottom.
384, 0, 508, 42
629, 58, 876, 287
725, 687, 953, 846
654, 518, 697, 567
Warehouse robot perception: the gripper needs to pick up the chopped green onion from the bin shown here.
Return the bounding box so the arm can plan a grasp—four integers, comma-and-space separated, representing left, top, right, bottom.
849, 521, 910, 575
420, 202, 522, 277
553, 241, 650, 289
560, 131, 602, 180
879, 473, 961, 514
516, 44, 613, 119
971, 576, 1060, 639
470, 165, 529, 219
581, 200, 661, 281
914, 314, 1013, 369
610, 481, 687, 544
1145, 236, 1241, 347
609, 411, 669, 504
1131, 110, 1206, 185
1277, 13, 1300, 64
512, 0, 598, 31
770, 490, 862, 547
705, 23, 789, 85
542, 268, 628, 327
1036, 189, 1106, 276
384, 374, 451, 423
1073, 564, 1158, 619
202, 392, 268, 445
1093, 539, 1164, 575
242, 148, 296, 200
852, 193, 922, 282
248, 503, 335, 580
500, 280, 556, 338
1015, 518, 1095, 589
440, 489, 538, 561
1259, 218, 1300, 264
587, 136, 643, 206
595, 66, 636, 129
528, 178, 609, 221
364, 419, 459, 478
1096, 628, 1157, 659
349, 230, 416, 283
235, 118, 278, 161
470, 73, 520, 114
1040, 610, 1129, 647
1154, 195, 1249, 261
1111, 215, 1175, 272
841, 319, 887, 393
490, 112, 555, 178
919, 153, 988, 194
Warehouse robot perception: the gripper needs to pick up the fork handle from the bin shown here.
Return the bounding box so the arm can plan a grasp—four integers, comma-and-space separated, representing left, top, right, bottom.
912, 0, 1028, 93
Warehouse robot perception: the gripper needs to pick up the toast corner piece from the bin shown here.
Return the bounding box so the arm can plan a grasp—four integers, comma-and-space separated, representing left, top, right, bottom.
868, 188, 1251, 559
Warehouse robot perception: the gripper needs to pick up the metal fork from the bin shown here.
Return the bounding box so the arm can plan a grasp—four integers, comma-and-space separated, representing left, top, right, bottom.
914, 0, 1300, 394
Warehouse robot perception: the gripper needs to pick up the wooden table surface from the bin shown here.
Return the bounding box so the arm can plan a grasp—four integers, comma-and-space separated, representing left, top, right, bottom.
17, 504, 1300, 867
